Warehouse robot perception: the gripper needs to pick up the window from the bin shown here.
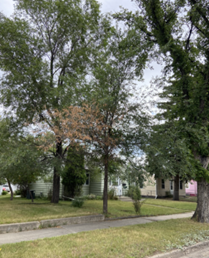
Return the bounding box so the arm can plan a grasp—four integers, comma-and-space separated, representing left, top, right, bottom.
161, 179, 165, 189
179, 180, 183, 190
85, 173, 90, 185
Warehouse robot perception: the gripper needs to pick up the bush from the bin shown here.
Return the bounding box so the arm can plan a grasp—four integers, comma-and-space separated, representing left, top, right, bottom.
108, 188, 118, 200
132, 186, 141, 201
62, 146, 86, 198
2, 190, 8, 195
48, 189, 52, 201
87, 194, 96, 200
14, 189, 21, 195
126, 186, 141, 199
165, 191, 173, 198
71, 197, 84, 208
128, 186, 144, 214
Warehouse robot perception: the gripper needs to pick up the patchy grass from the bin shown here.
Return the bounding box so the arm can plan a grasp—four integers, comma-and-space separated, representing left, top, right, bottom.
1, 218, 209, 258
0, 195, 196, 224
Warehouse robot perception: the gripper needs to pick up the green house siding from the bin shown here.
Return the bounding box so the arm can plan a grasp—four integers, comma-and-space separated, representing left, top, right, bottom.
82, 185, 89, 196
89, 172, 104, 196
30, 179, 63, 198
30, 172, 105, 198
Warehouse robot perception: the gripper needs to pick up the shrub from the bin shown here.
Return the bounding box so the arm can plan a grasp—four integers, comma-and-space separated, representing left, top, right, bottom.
71, 197, 84, 208
2, 190, 8, 195
14, 189, 21, 195
48, 189, 52, 201
132, 186, 141, 201
62, 146, 86, 198
108, 188, 118, 200
128, 186, 144, 214
126, 186, 139, 199
87, 194, 96, 200
165, 191, 173, 198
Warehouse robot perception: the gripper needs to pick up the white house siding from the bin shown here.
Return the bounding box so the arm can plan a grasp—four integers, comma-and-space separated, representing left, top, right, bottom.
157, 178, 186, 197
139, 175, 156, 197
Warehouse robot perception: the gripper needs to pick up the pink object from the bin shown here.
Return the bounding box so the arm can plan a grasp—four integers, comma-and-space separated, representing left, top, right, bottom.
185, 180, 197, 196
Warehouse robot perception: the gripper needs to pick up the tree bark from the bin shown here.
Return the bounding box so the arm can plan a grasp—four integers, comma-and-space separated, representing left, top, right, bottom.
192, 178, 209, 223
51, 139, 62, 203
103, 155, 109, 214
7, 178, 13, 201
51, 166, 60, 203
27, 185, 34, 203
192, 156, 209, 222
173, 175, 179, 201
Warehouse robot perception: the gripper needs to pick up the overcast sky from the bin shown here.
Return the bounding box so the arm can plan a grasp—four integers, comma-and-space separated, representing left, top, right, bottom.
1, 0, 138, 16
0, 0, 162, 88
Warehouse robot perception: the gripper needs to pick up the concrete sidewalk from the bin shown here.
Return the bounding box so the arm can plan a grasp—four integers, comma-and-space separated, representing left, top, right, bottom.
0, 212, 193, 245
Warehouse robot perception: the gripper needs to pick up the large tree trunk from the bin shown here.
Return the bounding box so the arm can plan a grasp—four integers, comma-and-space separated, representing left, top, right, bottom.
103, 156, 109, 214
51, 166, 60, 203
7, 178, 13, 201
192, 156, 209, 222
193, 178, 209, 223
51, 139, 62, 203
173, 175, 179, 201
27, 185, 34, 203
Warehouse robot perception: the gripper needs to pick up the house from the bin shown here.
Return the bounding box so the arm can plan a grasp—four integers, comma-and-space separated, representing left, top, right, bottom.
30, 170, 130, 198
185, 180, 197, 196
0, 184, 18, 195
140, 176, 186, 198
30, 171, 105, 198
29, 169, 186, 199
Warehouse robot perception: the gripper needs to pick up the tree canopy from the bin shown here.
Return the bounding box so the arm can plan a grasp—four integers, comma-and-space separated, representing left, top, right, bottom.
115, 0, 209, 221
0, 0, 109, 203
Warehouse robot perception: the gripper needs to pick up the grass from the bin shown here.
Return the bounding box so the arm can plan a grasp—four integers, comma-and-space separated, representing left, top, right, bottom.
145, 199, 196, 211
1, 218, 209, 257
0, 195, 196, 224
180, 196, 197, 202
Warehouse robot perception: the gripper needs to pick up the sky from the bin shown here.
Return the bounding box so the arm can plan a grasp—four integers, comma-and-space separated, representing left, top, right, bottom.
1, 0, 138, 16
0, 0, 162, 86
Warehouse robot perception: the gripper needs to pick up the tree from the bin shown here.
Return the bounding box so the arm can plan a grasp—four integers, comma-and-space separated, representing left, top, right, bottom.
119, 160, 145, 189
84, 26, 151, 214
0, 0, 106, 203
0, 118, 48, 201
117, 0, 209, 221
48, 24, 151, 213
145, 121, 196, 200
62, 146, 86, 198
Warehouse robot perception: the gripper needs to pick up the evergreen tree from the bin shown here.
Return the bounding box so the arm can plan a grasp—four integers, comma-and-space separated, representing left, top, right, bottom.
62, 146, 86, 198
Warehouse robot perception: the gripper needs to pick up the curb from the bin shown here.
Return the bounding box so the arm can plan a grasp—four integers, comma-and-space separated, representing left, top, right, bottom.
0, 214, 105, 234
105, 215, 141, 221
149, 240, 209, 258
0, 221, 40, 234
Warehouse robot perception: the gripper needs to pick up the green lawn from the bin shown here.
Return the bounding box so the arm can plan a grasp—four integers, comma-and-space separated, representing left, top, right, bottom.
0, 195, 196, 224
145, 199, 196, 211
1, 218, 209, 258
